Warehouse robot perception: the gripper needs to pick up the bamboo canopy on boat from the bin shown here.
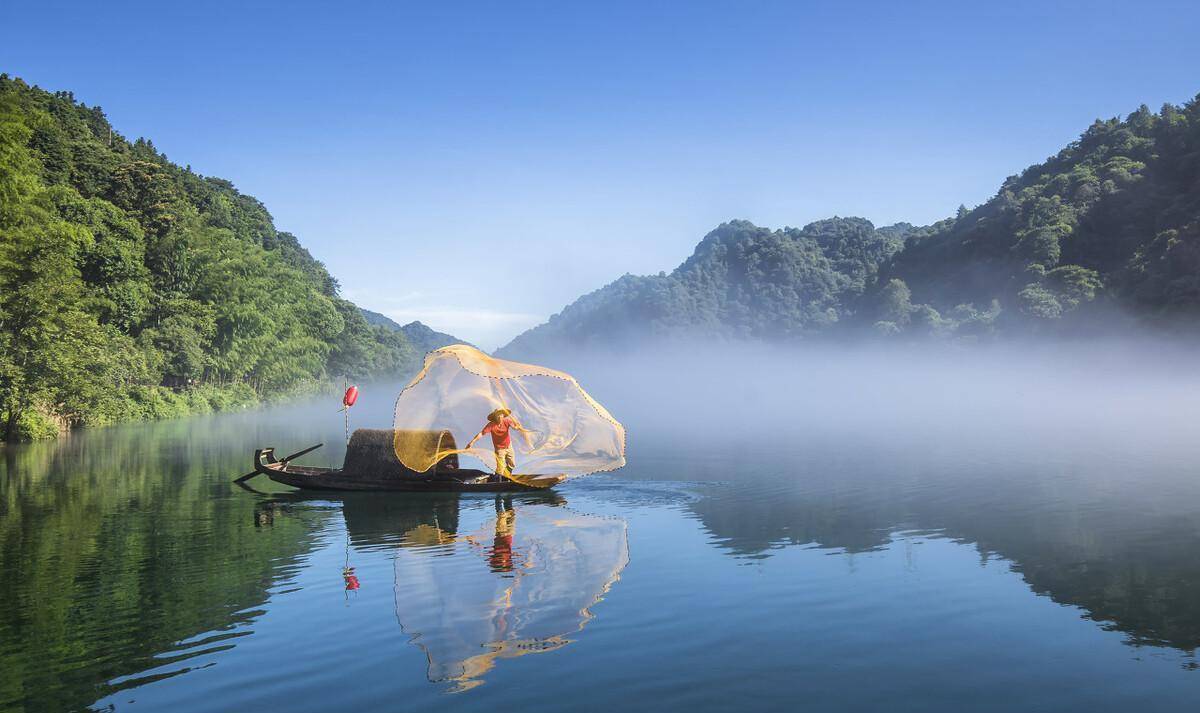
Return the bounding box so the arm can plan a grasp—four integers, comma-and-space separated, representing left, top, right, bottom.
392, 345, 625, 484
343, 428, 460, 475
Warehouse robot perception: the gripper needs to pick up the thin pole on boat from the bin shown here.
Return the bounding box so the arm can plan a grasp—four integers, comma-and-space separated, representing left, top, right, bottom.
338, 382, 358, 447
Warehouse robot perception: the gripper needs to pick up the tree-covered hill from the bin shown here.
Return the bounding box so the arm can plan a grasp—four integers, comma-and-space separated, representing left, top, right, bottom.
359, 309, 473, 354
0, 76, 419, 441
499, 217, 912, 357
500, 95, 1200, 358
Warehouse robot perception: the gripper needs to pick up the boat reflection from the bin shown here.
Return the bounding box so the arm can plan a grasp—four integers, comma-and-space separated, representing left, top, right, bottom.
378, 494, 630, 691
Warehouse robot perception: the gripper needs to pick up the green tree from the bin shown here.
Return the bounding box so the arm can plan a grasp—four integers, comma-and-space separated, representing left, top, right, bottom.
876, 278, 914, 326
0, 94, 113, 439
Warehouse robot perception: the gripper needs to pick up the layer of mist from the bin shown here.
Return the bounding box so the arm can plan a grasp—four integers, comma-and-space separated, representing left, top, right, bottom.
537, 336, 1200, 453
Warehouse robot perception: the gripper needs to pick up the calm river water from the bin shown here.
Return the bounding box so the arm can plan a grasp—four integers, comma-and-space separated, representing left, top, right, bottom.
3, 363, 1200, 712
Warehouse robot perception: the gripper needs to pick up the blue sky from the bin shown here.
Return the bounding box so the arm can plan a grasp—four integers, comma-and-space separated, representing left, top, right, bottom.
5, 1, 1199, 348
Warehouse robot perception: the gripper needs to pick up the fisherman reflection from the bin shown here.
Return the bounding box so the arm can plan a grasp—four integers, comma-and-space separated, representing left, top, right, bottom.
486, 496, 519, 573
391, 496, 630, 690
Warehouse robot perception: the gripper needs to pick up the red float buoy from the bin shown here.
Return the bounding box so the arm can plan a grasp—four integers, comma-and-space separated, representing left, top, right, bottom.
342, 385, 359, 408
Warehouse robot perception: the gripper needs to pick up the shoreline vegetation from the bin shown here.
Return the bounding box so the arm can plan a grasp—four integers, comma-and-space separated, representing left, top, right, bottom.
0, 76, 460, 442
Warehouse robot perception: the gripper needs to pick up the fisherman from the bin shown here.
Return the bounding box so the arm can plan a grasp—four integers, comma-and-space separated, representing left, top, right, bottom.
465, 408, 531, 480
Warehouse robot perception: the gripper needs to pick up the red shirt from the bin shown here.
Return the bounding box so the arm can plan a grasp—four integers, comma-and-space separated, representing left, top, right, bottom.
482, 417, 516, 449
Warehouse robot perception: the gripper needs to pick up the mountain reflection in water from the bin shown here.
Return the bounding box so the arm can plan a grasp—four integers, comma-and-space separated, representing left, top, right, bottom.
666, 426, 1200, 654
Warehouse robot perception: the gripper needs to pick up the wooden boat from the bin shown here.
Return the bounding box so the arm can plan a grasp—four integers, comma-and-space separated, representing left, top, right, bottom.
247, 428, 563, 492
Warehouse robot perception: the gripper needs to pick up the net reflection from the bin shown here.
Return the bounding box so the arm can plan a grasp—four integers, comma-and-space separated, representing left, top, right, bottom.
387, 495, 629, 691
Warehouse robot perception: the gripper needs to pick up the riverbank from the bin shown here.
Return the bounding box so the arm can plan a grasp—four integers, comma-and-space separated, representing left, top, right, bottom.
1, 381, 324, 443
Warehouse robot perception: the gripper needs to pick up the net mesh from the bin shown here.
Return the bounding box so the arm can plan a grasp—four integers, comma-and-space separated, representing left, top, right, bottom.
393, 345, 625, 485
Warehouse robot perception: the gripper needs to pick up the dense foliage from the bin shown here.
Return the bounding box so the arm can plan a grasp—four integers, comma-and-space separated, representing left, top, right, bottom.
501, 95, 1200, 357
0, 76, 420, 441
883, 98, 1200, 335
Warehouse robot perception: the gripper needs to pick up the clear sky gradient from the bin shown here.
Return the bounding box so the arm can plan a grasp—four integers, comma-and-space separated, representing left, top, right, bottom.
5, 1, 1199, 348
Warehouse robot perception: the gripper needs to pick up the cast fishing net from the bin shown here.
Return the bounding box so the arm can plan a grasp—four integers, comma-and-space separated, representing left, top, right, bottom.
393, 345, 625, 485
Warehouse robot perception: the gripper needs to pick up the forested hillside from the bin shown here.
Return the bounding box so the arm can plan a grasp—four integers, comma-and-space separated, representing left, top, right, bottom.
360, 309, 471, 354
881, 99, 1200, 334
500, 217, 911, 357
501, 95, 1200, 358
0, 76, 419, 441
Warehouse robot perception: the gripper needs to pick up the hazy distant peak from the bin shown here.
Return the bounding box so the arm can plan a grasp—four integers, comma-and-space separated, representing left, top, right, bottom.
360, 309, 472, 353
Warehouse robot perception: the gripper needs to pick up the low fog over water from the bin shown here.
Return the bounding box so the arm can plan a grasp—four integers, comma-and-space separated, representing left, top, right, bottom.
540, 337, 1200, 447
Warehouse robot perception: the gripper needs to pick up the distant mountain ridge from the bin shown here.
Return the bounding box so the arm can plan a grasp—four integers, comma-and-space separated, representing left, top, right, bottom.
500, 94, 1200, 358
360, 309, 472, 354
